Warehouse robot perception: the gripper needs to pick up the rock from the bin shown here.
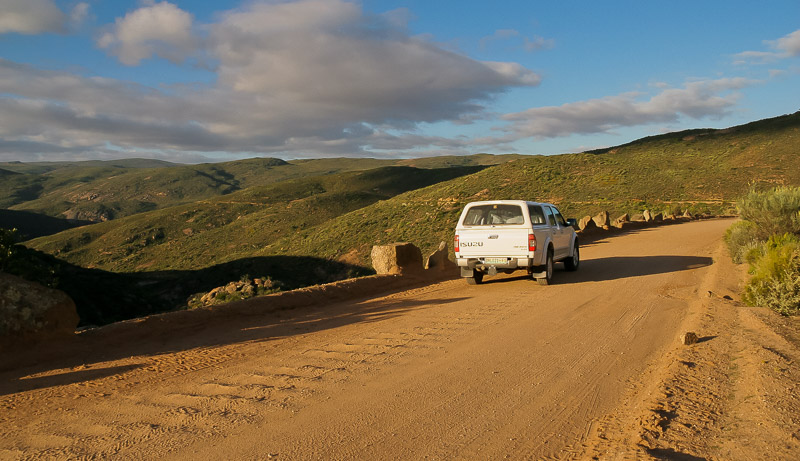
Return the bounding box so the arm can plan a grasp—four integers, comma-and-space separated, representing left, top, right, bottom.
643, 210, 653, 222
612, 213, 630, 228
225, 282, 238, 294
682, 210, 693, 219
578, 216, 598, 232
371, 242, 424, 275
425, 241, 456, 272
680, 332, 699, 345
631, 213, 645, 222
653, 213, 663, 222
592, 211, 610, 229
0, 272, 78, 343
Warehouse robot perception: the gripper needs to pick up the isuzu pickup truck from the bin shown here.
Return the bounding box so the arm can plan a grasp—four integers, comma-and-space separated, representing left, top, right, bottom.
454, 200, 579, 285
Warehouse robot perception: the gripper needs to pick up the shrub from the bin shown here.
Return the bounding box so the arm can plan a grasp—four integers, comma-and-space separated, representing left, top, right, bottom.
743, 234, 800, 316
737, 186, 800, 239
725, 220, 762, 263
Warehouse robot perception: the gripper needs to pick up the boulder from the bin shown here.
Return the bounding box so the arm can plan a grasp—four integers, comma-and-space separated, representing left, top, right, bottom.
631, 213, 645, 222
592, 211, 610, 229
425, 241, 456, 272
653, 213, 664, 223
371, 242, 424, 275
643, 210, 653, 222
680, 332, 699, 345
0, 272, 78, 343
578, 216, 598, 232
612, 213, 630, 228
682, 210, 693, 219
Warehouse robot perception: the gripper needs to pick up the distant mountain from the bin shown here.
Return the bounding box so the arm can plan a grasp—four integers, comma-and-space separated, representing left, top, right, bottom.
1, 155, 518, 223
0, 158, 180, 174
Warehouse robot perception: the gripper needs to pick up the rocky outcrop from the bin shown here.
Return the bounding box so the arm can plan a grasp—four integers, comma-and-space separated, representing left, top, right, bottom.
579, 216, 599, 233
191, 277, 280, 308
592, 211, 610, 229
612, 213, 630, 228
371, 242, 423, 275
0, 272, 78, 343
425, 241, 456, 272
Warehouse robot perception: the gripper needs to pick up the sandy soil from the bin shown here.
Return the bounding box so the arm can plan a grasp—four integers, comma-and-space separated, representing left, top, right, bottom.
1, 218, 798, 460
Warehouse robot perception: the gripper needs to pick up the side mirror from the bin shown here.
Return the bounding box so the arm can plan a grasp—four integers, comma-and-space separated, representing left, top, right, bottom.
566, 218, 578, 229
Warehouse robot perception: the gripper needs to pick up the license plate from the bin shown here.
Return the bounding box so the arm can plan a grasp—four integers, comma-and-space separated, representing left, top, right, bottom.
484, 257, 507, 264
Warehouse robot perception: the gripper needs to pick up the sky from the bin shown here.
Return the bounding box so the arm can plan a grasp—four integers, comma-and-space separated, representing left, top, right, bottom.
0, 0, 798, 163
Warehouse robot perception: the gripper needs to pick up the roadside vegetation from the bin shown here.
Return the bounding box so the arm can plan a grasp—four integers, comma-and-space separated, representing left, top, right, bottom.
725, 186, 800, 315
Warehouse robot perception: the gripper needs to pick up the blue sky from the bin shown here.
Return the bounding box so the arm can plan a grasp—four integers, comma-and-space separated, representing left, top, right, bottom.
0, 0, 798, 163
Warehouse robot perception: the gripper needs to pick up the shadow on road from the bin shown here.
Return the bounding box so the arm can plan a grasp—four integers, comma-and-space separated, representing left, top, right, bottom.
476, 255, 713, 285
4, 364, 144, 395
0, 292, 470, 395
562, 255, 714, 283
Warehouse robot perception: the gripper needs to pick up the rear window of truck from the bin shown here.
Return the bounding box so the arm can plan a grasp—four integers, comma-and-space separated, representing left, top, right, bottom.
462, 204, 525, 226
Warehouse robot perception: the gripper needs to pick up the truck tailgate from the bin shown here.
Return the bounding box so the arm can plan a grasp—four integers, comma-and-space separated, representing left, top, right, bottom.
457, 227, 530, 257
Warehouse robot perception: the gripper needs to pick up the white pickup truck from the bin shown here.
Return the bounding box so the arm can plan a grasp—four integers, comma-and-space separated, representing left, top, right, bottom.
454, 200, 579, 285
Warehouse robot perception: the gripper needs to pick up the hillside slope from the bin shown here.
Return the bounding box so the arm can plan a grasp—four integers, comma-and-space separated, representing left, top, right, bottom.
1, 155, 522, 227
267, 111, 800, 265
26, 166, 485, 272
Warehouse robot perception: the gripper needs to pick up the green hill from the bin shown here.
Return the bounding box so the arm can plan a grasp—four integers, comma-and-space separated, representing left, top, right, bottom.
26, 165, 485, 272
0, 158, 289, 222
1, 155, 520, 226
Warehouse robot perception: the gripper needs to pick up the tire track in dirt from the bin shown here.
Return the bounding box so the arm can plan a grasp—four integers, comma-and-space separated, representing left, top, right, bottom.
0, 281, 520, 459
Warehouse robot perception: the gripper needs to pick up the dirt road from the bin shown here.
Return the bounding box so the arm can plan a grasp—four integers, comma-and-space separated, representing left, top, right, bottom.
2, 218, 796, 459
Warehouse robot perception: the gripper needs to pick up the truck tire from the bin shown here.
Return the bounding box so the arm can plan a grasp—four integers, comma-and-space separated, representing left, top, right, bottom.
564, 242, 580, 271
466, 269, 484, 285
537, 248, 554, 286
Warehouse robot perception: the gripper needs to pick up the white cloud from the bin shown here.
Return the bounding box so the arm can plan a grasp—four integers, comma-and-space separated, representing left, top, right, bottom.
0, 0, 65, 34
491, 78, 758, 141
70, 2, 90, 26
98, 1, 195, 66
735, 28, 800, 65
732, 50, 782, 66
208, 0, 539, 124
0, 0, 540, 160
523, 35, 555, 52
774, 29, 800, 56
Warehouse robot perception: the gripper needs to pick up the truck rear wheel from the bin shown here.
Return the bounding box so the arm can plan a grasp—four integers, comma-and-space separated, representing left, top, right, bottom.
536, 249, 554, 286
466, 269, 484, 285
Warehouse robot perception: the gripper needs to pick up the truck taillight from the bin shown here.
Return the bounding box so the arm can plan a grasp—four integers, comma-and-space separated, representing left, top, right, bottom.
528, 233, 536, 251
454, 234, 460, 253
